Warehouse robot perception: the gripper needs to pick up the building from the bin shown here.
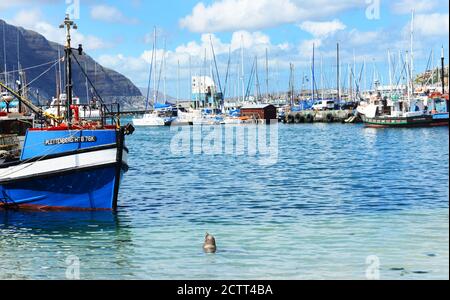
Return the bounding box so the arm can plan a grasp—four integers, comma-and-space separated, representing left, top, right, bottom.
240, 104, 277, 123
191, 76, 223, 108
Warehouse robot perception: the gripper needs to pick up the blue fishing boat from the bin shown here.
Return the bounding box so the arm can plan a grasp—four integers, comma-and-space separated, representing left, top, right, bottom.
0, 15, 134, 211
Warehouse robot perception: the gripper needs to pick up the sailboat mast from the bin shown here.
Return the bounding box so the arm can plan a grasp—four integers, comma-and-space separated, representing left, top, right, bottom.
321, 55, 324, 100
265, 48, 269, 100
17, 28, 22, 113
441, 46, 445, 94
348, 63, 351, 101
241, 35, 245, 102
410, 9, 415, 88
431, 49, 435, 86
3, 22, 8, 87
311, 43, 315, 103
189, 55, 192, 107
337, 43, 340, 102
163, 39, 167, 104
363, 57, 367, 93
16, 28, 20, 74
388, 49, 393, 94
177, 59, 180, 104
153, 27, 157, 105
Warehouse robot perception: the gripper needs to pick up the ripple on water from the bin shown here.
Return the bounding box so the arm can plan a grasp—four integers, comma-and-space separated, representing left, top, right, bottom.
0, 124, 448, 279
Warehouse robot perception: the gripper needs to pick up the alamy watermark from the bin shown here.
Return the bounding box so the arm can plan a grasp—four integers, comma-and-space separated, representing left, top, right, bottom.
65, 255, 80, 280
170, 122, 279, 166
365, 0, 381, 20
366, 255, 381, 280
65, 0, 81, 20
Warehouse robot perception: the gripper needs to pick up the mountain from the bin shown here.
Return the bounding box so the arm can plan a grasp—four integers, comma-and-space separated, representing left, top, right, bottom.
138, 87, 177, 103
0, 19, 142, 109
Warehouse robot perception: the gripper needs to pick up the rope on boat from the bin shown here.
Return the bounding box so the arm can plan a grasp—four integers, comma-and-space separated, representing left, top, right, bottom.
1, 58, 62, 75
0, 129, 83, 179
18, 59, 62, 94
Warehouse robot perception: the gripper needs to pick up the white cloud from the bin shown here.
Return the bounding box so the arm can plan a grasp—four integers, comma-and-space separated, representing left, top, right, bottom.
413, 13, 449, 37
298, 39, 323, 57
391, 0, 440, 14
0, 0, 58, 11
180, 0, 300, 33
180, 0, 363, 33
347, 29, 383, 47
8, 9, 111, 51
299, 19, 346, 37
98, 30, 294, 88
90, 5, 139, 24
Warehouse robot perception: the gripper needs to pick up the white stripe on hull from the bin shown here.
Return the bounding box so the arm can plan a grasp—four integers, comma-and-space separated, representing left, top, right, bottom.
0, 148, 126, 182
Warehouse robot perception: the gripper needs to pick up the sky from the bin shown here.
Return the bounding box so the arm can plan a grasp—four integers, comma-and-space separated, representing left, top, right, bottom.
1, 0, 449, 99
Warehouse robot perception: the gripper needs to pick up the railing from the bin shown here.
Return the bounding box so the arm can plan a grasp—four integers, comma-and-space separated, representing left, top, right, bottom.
35, 102, 122, 128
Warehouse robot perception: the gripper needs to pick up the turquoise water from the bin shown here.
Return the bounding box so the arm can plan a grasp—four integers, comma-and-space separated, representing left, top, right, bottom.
1, 123, 448, 280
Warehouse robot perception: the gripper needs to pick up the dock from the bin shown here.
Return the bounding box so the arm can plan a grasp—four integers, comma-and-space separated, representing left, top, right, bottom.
284, 110, 358, 124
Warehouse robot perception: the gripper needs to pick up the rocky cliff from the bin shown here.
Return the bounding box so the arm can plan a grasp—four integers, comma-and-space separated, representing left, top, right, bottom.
0, 19, 142, 109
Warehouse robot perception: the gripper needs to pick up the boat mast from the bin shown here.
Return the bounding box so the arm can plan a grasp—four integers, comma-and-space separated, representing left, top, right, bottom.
163, 39, 167, 104
265, 48, 269, 101
153, 27, 157, 106
177, 59, 180, 105
57, 46, 62, 117
406, 51, 411, 104
311, 43, 315, 103
410, 9, 415, 91
17, 28, 23, 113
431, 49, 435, 86
321, 54, 324, 100
337, 43, 340, 102
189, 54, 192, 107
388, 49, 393, 94
240, 35, 245, 102
348, 63, 351, 101
59, 14, 77, 123
2, 21, 8, 88
85, 61, 89, 103
441, 46, 445, 94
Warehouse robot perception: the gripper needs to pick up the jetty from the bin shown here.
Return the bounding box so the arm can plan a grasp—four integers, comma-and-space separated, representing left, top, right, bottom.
284, 109, 357, 124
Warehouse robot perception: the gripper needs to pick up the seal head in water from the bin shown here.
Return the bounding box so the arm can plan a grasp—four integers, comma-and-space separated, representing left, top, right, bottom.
203, 233, 217, 253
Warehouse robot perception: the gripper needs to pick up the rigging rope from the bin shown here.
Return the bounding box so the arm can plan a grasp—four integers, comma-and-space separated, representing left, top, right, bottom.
0, 129, 83, 178
2, 58, 61, 75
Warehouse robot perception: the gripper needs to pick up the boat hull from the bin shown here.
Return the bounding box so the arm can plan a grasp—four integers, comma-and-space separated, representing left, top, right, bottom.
0, 129, 129, 211
362, 113, 449, 128
0, 165, 124, 211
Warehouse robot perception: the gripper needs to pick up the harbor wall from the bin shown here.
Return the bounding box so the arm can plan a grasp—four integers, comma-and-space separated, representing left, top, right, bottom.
284, 110, 356, 124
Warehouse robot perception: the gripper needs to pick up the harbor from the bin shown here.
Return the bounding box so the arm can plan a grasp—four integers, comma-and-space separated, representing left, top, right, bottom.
0, 0, 449, 282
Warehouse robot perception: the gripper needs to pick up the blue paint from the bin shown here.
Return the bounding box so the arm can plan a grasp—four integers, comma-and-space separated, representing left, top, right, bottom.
21, 130, 117, 160
1, 129, 123, 210
2, 166, 119, 209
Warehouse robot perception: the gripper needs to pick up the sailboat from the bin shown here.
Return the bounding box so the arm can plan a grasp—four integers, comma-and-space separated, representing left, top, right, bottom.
0, 15, 134, 211
133, 29, 175, 127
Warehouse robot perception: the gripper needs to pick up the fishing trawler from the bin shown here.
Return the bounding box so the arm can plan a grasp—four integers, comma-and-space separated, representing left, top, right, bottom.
360, 92, 449, 128
0, 15, 134, 211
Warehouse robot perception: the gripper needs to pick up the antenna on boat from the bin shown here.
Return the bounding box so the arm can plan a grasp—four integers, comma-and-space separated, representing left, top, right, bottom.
59, 14, 78, 124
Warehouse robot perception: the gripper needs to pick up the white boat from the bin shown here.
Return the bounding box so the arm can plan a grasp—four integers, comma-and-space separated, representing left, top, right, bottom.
45, 93, 101, 120
133, 105, 176, 127
133, 112, 169, 126
223, 116, 244, 125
